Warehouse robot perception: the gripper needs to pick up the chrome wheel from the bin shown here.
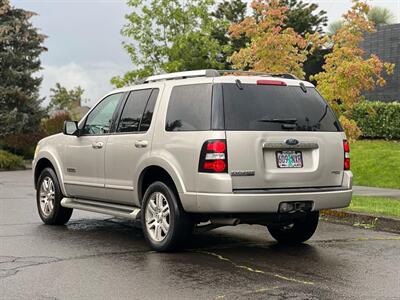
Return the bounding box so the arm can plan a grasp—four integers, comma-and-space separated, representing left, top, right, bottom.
145, 192, 170, 242
39, 177, 55, 217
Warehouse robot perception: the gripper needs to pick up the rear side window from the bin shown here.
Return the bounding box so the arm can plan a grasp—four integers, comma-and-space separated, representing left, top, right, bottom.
117, 89, 158, 133
222, 83, 341, 132
166, 84, 212, 131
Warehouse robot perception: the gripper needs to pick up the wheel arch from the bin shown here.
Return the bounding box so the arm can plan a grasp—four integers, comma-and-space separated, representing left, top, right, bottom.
34, 153, 67, 195
137, 164, 183, 207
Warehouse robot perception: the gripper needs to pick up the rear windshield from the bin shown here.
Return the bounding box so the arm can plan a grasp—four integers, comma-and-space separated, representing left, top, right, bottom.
221, 83, 341, 132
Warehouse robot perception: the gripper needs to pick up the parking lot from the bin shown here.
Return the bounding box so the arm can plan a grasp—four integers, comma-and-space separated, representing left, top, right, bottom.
1, 170, 399, 299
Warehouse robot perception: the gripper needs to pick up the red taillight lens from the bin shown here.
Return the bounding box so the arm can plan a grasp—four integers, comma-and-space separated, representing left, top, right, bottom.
257, 79, 287, 86
203, 160, 226, 173
199, 139, 228, 173
343, 140, 350, 152
207, 140, 226, 153
343, 140, 350, 170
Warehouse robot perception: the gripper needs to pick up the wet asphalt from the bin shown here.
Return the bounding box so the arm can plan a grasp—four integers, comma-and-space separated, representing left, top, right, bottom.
0, 170, 399, 300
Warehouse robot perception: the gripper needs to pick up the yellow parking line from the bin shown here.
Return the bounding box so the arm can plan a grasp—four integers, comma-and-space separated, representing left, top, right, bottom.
198, 250, 314, 286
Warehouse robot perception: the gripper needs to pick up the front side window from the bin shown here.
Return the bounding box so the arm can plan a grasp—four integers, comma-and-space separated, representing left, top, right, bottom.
165, 84, 212, 131
82, 93, 122, 135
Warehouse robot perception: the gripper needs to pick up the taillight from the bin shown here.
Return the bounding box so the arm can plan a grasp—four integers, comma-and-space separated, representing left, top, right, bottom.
199, 139, 228, 173
343, 140, 350, 170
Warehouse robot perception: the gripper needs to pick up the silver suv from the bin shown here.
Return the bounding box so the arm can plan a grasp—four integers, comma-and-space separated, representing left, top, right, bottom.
33, 70, 353, 251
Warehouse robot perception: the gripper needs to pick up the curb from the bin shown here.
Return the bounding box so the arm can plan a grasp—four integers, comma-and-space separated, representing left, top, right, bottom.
0, 161, 31, 172
321, 209, 400, 234
0, 167, 27, 172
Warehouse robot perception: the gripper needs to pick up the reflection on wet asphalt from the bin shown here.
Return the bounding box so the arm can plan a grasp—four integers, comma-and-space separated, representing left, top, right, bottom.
1, 171, 399, 299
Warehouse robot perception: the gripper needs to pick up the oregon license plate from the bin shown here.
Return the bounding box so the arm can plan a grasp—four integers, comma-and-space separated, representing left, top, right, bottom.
276, 151, 303, 168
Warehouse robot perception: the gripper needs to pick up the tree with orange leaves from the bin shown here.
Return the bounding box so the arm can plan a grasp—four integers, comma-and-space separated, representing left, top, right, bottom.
311, 0, 395, 140
228, 0, 324, 79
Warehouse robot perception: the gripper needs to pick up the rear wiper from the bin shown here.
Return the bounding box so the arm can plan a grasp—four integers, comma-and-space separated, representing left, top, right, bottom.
318, 104, 329, 123
257, 118, 297, 124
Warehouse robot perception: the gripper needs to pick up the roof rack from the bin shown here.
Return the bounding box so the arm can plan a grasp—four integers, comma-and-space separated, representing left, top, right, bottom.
143, 69, 298, 83
144, 70, 220, 83
217, 70, 298, 80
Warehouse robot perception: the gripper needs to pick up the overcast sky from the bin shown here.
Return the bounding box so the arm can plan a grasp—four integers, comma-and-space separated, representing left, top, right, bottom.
11, 0, 400, 106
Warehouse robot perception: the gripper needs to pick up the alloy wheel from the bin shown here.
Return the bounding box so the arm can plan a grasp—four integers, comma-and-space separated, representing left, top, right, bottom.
145, 192, 170, 242
39, 177, 55, 217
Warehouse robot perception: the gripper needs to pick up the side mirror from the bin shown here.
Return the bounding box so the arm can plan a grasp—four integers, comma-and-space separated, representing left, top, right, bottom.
63, 121, 80, 136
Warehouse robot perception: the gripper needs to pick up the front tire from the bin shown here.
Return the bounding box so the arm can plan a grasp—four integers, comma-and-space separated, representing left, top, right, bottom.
267, 211, 319, 244
36, 167, 73, 225
141, 181, 192, 252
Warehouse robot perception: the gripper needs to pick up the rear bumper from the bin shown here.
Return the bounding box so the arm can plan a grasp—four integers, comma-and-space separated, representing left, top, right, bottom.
180, 171, 353, 213
181, 188, 352, 213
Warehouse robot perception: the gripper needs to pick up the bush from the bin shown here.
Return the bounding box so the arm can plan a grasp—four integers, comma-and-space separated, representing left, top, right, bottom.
1, 131, 46, 159
352, 101, 400, 140
41, 111, 71, 136
0, 150, 25, 170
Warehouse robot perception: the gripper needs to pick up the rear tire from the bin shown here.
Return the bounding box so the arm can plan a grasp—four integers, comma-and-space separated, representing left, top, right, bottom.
36, 167, 73, 225
141, 181, 192, 252
267, 211, 319, 244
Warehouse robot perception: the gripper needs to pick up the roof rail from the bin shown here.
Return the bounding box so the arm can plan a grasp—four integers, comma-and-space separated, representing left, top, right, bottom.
144, 69, 220, 83
143, 69, 298, 83
217, 70, 298, 80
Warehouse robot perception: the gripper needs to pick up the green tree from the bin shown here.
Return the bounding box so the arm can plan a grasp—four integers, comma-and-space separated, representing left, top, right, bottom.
112, 0, 224, 87
211, 0, 248, 69
0, 0, 46, 139
48, 83, 87, 121
49, 83, 84, 111
281, 0, 328, 36
368, 6, 395, 26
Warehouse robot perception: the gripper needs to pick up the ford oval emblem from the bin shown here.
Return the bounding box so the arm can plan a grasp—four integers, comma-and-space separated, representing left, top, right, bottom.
285, 138, 299, 146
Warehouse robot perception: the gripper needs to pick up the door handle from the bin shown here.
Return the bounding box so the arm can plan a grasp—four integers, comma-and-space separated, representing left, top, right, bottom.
92, 141, 104, 149
134, 140, 148, 148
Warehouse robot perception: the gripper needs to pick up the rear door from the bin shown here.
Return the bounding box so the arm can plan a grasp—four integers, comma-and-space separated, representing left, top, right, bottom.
104, 88, 160, 205
221, 82, 345, 190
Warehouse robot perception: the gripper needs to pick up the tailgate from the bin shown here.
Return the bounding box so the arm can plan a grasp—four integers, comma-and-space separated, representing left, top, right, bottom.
227, 131, 344, 190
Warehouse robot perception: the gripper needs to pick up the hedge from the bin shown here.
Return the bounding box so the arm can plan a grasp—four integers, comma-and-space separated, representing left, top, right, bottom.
352, 101, 400, 140
0, 150, 25, 170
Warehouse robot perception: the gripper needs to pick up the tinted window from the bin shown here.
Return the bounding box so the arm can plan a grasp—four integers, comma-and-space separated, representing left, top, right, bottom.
222, 84, 341, 132
83, 93, 122, 135
117, 89, 152, 133
139, 89, 159, 132
166, 84, 212, 131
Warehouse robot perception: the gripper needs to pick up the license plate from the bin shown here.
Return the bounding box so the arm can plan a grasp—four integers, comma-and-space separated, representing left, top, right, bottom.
276, 151, 303, 168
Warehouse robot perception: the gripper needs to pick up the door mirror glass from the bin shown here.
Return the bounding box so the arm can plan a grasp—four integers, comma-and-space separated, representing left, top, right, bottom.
63, 121, 79, 136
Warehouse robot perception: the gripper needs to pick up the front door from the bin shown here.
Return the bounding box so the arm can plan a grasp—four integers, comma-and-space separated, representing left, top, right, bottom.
64, 93, 123, 200
105, 88, 160, 205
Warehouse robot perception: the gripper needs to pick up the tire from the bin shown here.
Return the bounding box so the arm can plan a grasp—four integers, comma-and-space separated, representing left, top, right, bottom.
141, 181, 192, 252
267, 211, 319, 244
36, 167, 73, 225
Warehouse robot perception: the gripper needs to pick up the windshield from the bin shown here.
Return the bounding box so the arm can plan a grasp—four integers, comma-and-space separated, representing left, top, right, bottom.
221, 83, 342, 132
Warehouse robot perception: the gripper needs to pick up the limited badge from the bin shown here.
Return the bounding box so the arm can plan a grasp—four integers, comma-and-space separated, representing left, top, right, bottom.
230, 170, 255, 176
